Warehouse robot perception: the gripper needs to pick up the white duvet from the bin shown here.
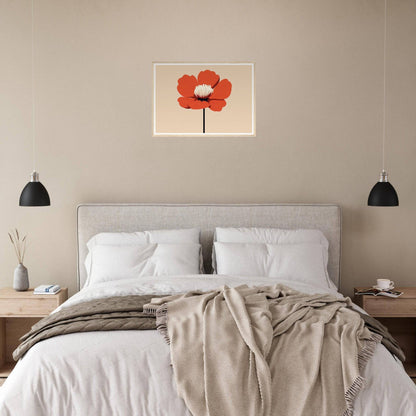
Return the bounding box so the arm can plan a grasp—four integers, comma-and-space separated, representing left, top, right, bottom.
0, 275, 415, 416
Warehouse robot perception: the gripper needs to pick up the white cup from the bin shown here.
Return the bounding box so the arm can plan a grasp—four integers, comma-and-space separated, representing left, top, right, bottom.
376, 278, 394, 290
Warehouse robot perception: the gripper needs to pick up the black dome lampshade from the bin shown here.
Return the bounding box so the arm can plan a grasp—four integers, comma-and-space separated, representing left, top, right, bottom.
19, 171, 50, 207
368, 170, 399, 207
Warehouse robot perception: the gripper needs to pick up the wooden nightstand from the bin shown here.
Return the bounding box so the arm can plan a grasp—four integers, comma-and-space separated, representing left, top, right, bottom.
0, 288, 68, 386
354, 287, 416, 380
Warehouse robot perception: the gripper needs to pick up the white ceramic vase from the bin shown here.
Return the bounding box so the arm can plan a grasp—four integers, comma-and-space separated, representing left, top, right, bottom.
13, 263, 29, 291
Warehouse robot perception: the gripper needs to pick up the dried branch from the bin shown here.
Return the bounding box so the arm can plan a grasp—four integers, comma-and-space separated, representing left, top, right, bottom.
21, 237, 27, 263
8, 229, 28, 264
9, 233, 20, 262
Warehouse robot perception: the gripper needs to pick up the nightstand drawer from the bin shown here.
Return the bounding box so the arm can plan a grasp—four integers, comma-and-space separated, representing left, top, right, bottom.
0, 288, 67, 318
361, 297, 416, 317
0, 297, 58, 317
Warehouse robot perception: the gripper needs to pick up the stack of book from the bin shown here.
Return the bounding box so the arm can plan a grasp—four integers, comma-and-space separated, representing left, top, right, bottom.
354, 288, 403, 298
33, 285, 61, 295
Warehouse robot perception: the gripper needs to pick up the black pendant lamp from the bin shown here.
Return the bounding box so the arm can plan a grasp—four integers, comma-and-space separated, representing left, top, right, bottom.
368, 171, 398, 206
19, 171, 50, 206
19, 0, 50, 207
368, 0, 398, 207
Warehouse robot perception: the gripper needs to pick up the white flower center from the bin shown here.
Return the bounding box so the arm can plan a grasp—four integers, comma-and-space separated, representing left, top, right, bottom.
194, 84, 213, 99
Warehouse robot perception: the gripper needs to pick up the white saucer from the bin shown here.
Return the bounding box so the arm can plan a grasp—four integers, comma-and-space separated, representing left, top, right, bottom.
373, 285, 394, 291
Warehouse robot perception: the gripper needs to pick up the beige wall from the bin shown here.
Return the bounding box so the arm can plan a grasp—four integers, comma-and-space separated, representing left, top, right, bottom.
0, 0, 415, 296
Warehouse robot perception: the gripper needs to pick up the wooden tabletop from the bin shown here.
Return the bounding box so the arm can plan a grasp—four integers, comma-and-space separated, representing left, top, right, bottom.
354, 287, 416, 317
0, 288, 67, 299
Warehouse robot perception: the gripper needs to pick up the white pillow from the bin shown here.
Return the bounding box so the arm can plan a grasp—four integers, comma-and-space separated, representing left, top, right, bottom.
87, 228, 200, 250
214, 242, 330, 289
88, 243, 201, 286
84, 228, 201, 286
213, 227, 329, 267
214, 227, 328, 247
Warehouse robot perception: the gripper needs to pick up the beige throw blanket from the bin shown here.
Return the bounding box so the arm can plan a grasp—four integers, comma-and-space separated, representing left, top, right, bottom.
144, 285, 381, 416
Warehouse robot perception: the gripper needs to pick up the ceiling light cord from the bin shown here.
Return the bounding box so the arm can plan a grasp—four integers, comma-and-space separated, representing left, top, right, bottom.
31, 0, 36, 172
382, 0, 387, 172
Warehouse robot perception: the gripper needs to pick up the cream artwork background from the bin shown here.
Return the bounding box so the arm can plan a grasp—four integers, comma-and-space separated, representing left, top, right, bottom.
153, 63, 255, 136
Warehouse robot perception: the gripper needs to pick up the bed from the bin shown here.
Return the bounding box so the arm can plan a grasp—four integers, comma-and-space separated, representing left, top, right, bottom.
0, 203, 414, 416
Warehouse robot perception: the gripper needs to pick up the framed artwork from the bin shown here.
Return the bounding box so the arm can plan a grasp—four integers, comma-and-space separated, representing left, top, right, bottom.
153, 63, 255, 137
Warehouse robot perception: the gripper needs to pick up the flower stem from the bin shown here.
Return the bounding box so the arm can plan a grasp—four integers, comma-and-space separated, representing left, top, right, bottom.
203, 108, 205, 134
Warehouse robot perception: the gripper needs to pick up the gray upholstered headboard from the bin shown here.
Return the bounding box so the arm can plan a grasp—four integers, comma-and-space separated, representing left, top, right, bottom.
77, 204, 341, 290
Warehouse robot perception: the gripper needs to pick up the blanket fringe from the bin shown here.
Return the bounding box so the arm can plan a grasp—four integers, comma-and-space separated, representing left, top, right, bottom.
143, 304, 159, 316
155, 304, 170, 345
143, 303, 171, 344
343, 332, 382, 416
358, 333, 382, 372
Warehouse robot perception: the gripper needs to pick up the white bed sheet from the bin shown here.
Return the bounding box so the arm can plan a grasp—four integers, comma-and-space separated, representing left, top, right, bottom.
0, 275, 415, 416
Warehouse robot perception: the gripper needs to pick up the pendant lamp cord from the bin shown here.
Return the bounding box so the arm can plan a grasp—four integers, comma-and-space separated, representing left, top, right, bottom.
31, 0, 36, 172
382, 0, 387, 172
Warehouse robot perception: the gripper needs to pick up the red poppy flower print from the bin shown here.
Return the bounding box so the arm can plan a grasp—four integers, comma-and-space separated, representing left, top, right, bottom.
177, 70, 232, 133
177, 70, 232, 112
